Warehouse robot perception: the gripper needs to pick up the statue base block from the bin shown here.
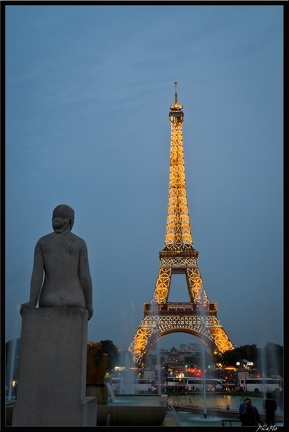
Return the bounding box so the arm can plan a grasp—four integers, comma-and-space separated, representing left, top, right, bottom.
12, 307, 96, 426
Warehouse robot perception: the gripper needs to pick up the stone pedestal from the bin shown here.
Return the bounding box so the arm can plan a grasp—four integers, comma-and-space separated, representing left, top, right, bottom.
12, 307, 96, 426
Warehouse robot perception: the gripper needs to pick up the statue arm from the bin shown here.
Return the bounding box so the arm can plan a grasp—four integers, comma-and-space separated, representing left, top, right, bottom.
20, 241, 44, 314
79, 241, 93, 320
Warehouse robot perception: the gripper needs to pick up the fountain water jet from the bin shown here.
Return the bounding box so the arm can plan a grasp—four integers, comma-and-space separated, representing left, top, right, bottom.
105, 382, 116, 402
200, 336, 208, 418
155, 339, 162, 394
119, 350, 136, 394
167, 404, 180, 425
200, 289, 207, 419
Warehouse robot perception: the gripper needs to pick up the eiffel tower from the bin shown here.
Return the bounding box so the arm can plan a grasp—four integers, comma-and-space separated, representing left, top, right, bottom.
129, 83, 234, 368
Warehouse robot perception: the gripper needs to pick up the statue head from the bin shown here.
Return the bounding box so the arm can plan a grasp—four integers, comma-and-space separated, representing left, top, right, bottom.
52, 204, 75, 233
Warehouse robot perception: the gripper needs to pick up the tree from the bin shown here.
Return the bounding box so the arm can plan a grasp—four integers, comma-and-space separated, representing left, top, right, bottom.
222, 343, 283, 379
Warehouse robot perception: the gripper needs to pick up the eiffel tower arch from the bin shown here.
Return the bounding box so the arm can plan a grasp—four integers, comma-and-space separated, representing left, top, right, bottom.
129, 83, 234, 369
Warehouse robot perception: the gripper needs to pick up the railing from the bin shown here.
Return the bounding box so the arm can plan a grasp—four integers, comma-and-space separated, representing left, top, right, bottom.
221, 419, 242, 427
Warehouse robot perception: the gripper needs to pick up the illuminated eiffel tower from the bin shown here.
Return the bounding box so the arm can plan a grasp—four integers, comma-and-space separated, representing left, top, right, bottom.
129, 83, 234, 368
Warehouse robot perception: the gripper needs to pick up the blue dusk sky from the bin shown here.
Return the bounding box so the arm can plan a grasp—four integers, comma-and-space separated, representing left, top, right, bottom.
5, 4, 283, 352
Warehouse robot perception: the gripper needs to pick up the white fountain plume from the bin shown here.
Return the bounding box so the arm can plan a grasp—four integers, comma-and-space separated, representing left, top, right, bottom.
200, 289, 207, 419
105, 381, 116, 402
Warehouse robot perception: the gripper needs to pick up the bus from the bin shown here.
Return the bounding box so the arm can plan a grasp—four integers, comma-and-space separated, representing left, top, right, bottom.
165, 377, 187, 391
111, 377, 157, 394
239, 378, 283, 393
165, 377, 224, 392
133, 378, 157, 393
185, 378, 225, 392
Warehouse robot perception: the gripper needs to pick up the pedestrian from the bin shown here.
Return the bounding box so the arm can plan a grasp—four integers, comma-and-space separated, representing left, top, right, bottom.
239, 397, 261, 426
264, 392, 277, 426
13, 383, 18, 399
278, 390, 283, 411
20, 204, 93, 320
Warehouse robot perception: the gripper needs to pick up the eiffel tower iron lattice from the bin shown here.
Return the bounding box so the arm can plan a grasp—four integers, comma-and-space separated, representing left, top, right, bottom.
128, 83, 234, 369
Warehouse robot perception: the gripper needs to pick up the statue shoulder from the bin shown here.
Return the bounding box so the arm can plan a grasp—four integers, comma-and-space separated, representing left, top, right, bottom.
69, 232, 88, 247
35, 232, 54, 247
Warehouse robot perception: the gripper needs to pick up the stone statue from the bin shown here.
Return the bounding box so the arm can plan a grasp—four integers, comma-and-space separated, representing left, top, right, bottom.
86, 342, 107, 385
20, 204, 93, 319
86, 341, 110, 404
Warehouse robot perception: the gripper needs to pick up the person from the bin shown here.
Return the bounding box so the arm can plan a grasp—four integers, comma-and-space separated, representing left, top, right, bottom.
278, 390, 283, 412
20, 204, 93, 320
239, 397, 261, 426
264, 392, 277, 426
13, 382, 18, 399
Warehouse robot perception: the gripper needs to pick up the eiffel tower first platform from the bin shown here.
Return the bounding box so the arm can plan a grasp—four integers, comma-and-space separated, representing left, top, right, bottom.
129, 83, 234, 369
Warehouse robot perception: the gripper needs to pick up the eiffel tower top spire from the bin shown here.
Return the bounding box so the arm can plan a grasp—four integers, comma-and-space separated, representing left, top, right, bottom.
169, 81, 184, 116
174, 81, 178, 103
171, 81, 182, 110
163, 82, 195, 252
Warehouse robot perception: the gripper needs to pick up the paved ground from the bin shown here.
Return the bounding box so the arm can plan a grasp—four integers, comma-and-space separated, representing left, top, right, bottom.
161, 406, 284, 427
